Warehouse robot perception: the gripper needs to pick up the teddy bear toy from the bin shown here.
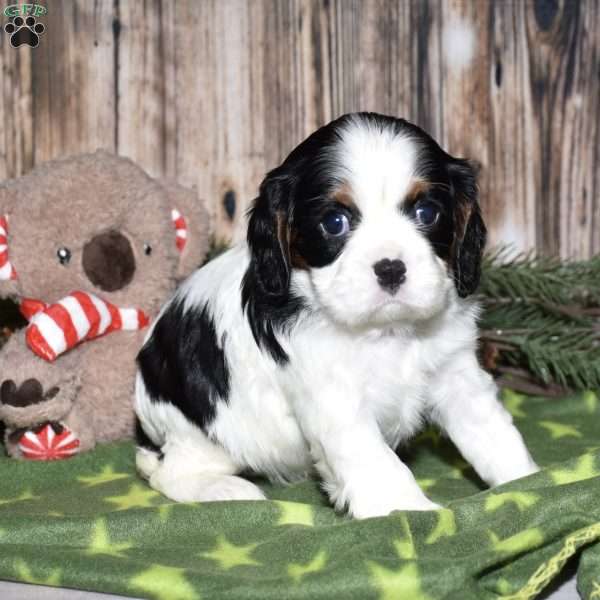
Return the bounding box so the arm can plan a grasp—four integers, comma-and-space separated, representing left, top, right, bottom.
0, 150, 210, 459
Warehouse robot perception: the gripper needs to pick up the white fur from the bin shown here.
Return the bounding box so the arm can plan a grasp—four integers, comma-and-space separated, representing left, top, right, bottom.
135, 120, 538, 518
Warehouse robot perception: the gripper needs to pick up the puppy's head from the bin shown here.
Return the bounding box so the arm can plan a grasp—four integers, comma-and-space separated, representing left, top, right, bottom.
245, 112, 486, 336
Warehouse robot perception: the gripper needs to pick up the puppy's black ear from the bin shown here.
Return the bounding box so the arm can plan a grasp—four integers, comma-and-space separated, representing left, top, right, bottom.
449, 160, 487, 298
246, 172, 292, 301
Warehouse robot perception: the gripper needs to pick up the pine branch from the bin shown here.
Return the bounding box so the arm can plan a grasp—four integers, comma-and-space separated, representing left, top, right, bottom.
479, 249, 600, 393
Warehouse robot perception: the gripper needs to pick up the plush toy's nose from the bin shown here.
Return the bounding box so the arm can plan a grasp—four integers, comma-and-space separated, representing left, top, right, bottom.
82, 230, 135, 292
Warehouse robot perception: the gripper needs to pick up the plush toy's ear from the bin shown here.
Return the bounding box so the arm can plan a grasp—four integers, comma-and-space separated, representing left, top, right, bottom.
160, 181, 211, 279
448, 160, 487, 298
0, 187, 21, 298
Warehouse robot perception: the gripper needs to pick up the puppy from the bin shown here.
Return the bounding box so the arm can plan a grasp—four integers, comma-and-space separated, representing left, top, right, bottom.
135, 112, 538, 518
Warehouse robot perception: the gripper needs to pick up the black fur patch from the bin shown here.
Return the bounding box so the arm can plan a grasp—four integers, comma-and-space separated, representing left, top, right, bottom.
135, 418, 163, 456
137, 300, 230, 431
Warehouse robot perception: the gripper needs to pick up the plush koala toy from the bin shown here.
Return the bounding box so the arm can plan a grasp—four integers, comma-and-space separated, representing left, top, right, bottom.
0, 150, 209, 459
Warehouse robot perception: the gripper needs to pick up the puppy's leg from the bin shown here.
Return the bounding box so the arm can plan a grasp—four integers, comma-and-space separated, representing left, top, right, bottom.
296, 396, 439, 519
429, 352, 539, 486
137, 432, 266, 503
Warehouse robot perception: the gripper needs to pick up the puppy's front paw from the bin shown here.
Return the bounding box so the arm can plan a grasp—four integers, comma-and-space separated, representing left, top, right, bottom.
349, 492, 441, 519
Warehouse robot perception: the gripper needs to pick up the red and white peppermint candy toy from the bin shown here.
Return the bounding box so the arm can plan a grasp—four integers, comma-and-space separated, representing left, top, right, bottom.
18, 424, 80, 460
22, 291, 149, 362
0, 215, 17, 280
171, 208, 187, 252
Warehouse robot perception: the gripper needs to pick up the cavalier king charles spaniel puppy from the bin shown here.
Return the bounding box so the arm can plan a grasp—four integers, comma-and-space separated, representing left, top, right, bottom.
135, 112, 538, 518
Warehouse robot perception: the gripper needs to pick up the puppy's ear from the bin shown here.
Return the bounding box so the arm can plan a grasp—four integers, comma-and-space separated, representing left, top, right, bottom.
449, 159, 487, 298
246, 172, 292, 301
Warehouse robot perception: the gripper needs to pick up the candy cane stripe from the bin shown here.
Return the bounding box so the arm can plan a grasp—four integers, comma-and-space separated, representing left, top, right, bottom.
171, 208, 188, 253
0, 215, 17, 280
88, 293, 112, 335
0, 262, 12, 280
59, 295, 91, 341
29, 312, 67, 357
23, 291, 150, 362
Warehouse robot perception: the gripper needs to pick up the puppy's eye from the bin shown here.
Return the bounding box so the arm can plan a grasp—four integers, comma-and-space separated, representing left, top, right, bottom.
57, 247, 72, 265
414, 201, 440, 227
320, 211, 350, 237
144, 243, 153, 256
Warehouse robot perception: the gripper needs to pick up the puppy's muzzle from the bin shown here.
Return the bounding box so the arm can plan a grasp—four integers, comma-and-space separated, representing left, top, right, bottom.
373, 258, 406, 294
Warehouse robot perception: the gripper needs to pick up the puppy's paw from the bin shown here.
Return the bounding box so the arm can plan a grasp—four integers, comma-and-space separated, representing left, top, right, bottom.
149, 472, 267, 504
349, 492, 441, 519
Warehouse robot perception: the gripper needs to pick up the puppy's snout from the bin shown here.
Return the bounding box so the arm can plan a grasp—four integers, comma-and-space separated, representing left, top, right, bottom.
373, 258, 406, 294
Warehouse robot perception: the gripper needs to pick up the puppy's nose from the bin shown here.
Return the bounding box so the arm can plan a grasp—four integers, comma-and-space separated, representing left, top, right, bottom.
373, 258, 406, 294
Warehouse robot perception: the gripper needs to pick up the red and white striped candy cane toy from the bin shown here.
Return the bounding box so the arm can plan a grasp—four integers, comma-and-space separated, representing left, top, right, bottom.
0, 215, 17, 280
171, 208, 188, 252
23, 291, 149, 362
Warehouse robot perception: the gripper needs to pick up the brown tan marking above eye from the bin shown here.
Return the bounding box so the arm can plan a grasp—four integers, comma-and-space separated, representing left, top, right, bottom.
331, 184, 358, 211
404, 179, 433, 208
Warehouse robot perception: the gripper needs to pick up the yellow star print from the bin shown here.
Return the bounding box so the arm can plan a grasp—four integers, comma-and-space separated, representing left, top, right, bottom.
416, 478, 436, 491
489, 528, 544, 554
485, 491, 540, 512
368, 562, 432, 600
201, 535, 260, 570
130, 564, 197, 600
14, 559, 61, 586
288, 550, 327, 583
550, 454, 598, 485
539, 421, 582, 439
584, 391, 598, 414
395, 514, 416, 560
86, 518, 133, 558
0, 489, 39, 506
77, 465, 130, 487
426, 509, 456, 544
502, 389, 527, 418
105, 483, 160, 511
275, 500, 314, 526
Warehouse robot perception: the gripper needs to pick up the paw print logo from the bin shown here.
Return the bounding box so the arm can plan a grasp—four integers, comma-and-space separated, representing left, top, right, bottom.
4, 16, 45, 48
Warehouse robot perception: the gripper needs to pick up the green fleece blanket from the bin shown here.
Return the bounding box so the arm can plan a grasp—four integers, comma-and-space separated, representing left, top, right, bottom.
0, 390, 599, 600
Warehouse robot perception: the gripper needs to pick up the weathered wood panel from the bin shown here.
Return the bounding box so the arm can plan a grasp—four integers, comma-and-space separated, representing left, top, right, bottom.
29, 1, 116, 162
0, 0, 598, 258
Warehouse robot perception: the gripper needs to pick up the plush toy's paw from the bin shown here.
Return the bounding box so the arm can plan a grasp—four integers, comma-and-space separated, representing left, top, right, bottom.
13, 422, 80, 460
0, 378, 59, 407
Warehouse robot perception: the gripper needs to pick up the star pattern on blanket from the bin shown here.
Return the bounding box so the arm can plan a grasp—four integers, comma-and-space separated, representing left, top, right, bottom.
129, 564, 197, 600
488, 528, 544, 554
77, 464, 131, 487
368, 561, 431, 600
502, 389, 527, 418
426, 509, 456, 544
105, 483, 161, 511
394, 515, 416, 559
583, 391, 598, 414
275, 500, 315, 526
0, 394, 599, 599
14, 559, 61, 586
539, 421, 582, 439
86, 518, 133, 558
0, 489, 39, 506
550, 454, 599, 485
485, 491, 540, 512
201, 535, 261, 570
288, 549, 327, 583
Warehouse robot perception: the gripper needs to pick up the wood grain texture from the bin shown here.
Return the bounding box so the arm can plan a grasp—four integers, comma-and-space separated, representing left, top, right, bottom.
0, 0, 597, 258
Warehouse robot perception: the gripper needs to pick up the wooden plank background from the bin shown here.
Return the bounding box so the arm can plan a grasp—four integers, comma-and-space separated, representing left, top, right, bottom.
0, 0, 598, 257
